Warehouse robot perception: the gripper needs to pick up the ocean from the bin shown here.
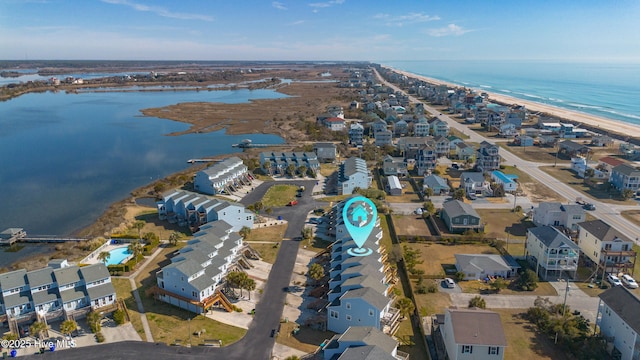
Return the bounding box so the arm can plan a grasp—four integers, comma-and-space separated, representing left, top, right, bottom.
381, 60, 640, 126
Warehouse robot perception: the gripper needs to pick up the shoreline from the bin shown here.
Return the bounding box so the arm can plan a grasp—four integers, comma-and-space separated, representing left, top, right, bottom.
383, 65, 640, 140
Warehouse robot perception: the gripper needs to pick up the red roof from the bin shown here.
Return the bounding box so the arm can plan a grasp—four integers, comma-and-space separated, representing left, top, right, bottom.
599, 156, 625, 167
326, 117, 344, 123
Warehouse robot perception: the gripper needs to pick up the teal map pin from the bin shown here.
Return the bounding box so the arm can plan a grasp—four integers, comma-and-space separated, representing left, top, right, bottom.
342, 196, 377, 257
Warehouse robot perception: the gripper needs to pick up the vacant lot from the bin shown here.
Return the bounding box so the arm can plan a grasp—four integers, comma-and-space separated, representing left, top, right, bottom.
262, 184, 299, 207
495, 309, 566, 360
386, 180, 422, 203
501, 165, 563, 203
498, 143, 570, 164
541, 166, 636, 204
319, 163, 337, 177
476, 209, 535, 241
458, 279, 557, 296
276, 321, 335, 353
244, 225, 287, 263
392, 215, 431, 237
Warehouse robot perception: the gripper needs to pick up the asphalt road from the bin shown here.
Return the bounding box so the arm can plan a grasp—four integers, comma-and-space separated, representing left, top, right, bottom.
28, 180, 320, 360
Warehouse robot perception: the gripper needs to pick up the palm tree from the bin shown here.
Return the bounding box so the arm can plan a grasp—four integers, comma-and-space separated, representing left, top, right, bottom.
29, 321, 48, 341
128, 240, 143, 265
242, 278, 256, 300
60, 319, 78, 337
468, 295, 486, 309
308, 263, 324, 285
87, 311, 102, 333
297, 165, 307, 178
286, 163, 296, 178
263, 160, 272, 176
239, 226, 251, 240
97, 251, 111, 265
132, 220, 145, 240
395, 297, 415, 319
301, 227, 313, 244
168, 231, 180, 246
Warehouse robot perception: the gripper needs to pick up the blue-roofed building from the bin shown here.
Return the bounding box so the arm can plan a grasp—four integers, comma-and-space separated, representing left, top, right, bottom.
491, 171, 518, 192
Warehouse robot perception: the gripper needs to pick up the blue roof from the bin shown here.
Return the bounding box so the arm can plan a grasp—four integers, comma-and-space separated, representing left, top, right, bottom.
492, 171, 517, 184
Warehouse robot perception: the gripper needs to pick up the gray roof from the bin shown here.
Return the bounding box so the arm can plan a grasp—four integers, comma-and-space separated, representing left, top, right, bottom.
80, 263, 111, 284
201, 157, 244, 177
442, 200, 480, 219
612, 163, 640, 176
26, 267, 55, 288
2, 292, 31, 308
460, 172, 485, 184
528, 226, 579, 250
31, 288, 60, 306
424, 174, 450, 190
59, 287, 87, 303
536, 202, 584, 216
455, 254, 513, 274
337, 345, 396, 360
599, 286, 640, 334
341, 157, 368, 177
340, 287, 389, 311
86, 283, 116, 301
0, 269, 27, 290
341, 275, 387, 295
447, 308, 507, 346
315, 142, 337, 149
53, 266, 82, 286
338, 326, 397, 354
169, 259, 203, 278
578, 220, 632, 243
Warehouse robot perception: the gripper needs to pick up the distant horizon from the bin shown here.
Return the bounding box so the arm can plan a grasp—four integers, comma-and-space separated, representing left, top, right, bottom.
2, 1, 638, 61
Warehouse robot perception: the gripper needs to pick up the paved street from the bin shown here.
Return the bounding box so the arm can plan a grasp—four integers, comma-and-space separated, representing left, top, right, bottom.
389, 193, 534, 215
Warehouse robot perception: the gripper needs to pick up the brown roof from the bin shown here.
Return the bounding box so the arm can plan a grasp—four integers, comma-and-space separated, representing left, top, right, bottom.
599, 156, 625, 167
447, 308, 507, 346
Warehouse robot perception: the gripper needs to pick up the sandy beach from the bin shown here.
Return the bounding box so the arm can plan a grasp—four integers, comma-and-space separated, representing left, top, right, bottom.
385, 66, 640, 139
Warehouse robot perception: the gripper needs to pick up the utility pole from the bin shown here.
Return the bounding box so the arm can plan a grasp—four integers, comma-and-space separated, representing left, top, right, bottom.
554, 143, 559, 167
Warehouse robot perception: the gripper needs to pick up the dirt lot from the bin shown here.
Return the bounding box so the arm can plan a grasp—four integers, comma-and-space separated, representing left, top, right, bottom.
501, 165, 564, 203
404, 243, 500, 276
495, 309, 566, 360
541, 165, 637, 204
392, 215, 432, 237
476, 209, 535, 240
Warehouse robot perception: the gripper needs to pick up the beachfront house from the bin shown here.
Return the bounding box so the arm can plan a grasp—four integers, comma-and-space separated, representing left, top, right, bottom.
455, 254, 520, 280
0, 262, 116, 326
597, 286, 640, 360
158, 190, 254, 231
609, 164, 640, 194
559, 140, 590, 158
577, 220, 637, 277
338, 157, 372, 195
476, 141, 501, 172
153, 221, 242, 314
525, 226, 580, 280
440, 308, 507, 360
441, 200, 483, 234
193, 157, 251, 195
532, 202, 585, 231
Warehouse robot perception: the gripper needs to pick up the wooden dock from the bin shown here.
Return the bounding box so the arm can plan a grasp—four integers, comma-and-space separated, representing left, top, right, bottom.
20, 235, 89, 243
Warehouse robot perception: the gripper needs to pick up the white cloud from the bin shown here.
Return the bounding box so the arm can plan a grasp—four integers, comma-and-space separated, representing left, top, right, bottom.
272, 1, 287, 10
290, 20, 305, 25
309, 0, 345, 9
427, 24, 473, 37
101, 0, 213, 21
373, 12, 440, 26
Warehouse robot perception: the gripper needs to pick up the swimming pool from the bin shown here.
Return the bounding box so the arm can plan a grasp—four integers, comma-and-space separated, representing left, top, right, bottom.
105, 246, 132, 266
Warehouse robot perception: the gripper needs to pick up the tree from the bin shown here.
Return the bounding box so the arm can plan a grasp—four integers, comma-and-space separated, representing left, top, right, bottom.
622, 188, 635, 200
87, 311, 102, 333
60, 319, 78, 337
127, 240, 143, 265
395, 297, 415, 319
424, 187, 434, 199
97, 251, 111, 265
253, 201, 264, 214
227, 271, 249, 297
297, 165, 307, 178
583, 168, 595, 184
301, 227, 313, 243
468, 296, 486, 309
30, 321, 48, 341
132, 220, 145, 240
422, 201, 435, 217
168, 231, 180, 246
492, 183, 505, 197
308, 263, 324, 284
516, 269, 539, 291
143, 232, 159, 244
286, 163, 297, 177
263, 160, 272, 176
242, 278, 256, 300
453, 271, 466, 282
490, 278, 508, 293
239, 226, 252, 240
452, 188, 465, 201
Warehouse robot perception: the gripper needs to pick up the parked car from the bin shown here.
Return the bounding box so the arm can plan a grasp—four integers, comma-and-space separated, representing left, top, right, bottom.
607, 274, 623, 287
288, 200, 298, 206
444, 278, 456, 288
622, 274, 639, 289
466, 193, 477, 201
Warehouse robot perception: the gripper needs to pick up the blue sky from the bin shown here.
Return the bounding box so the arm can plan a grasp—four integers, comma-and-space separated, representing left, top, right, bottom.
1, 0, 639, 61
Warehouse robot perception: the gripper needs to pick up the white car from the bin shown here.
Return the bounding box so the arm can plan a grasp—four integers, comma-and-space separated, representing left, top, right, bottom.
622, 274, 639, 289
607, 274, 623, 287
444, 278, 456, 288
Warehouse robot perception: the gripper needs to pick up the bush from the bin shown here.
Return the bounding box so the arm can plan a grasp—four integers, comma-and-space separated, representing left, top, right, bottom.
95, 332, 105, 343
90, 322, 101, 334
113, 309, 126, 325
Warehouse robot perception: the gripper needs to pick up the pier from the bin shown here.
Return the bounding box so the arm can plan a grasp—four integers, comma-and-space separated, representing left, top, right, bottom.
231, 139, 276, 148
0, 228, 89, 245
187, 158, 218, 164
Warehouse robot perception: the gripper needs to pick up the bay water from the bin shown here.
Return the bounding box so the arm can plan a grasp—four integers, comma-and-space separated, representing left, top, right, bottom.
0, 88, 286, 236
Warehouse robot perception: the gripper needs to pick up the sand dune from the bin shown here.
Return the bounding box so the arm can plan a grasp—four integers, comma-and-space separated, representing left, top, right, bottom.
387, 67, 640, 139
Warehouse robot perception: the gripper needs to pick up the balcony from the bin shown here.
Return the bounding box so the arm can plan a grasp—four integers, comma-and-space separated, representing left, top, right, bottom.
381, 307, 401, 335
395, 350, 410, 360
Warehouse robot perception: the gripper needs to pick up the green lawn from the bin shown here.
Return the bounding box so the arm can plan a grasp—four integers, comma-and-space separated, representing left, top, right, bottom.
248, 242, 280, 264
112, 278, 145, 337
261, 184, 300, 207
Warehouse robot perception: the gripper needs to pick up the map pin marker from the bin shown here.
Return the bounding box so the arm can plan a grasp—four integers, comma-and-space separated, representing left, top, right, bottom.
342, 196, 377, 257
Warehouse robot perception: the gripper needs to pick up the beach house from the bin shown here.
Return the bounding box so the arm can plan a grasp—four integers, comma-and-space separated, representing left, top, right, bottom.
386, 176, 402, 196
440, 308, 507, 360
414, 117, 430, 137
338, 157, 372, 195
525, 226, 580, 280
490, 171, 518, 192
375, 130, 393, 147
423, 174, 450, 195
577, 220, 637, 277
153, 221, 241, 314
321, 326, 408, 360
441, 200, 483, 234
314, 142, 337, 163
476, 141, 501, 172
609, 164, 640, 194
416, 144, 437, 175
259, 152, 320, 176
193, 157, 251, 195
460, 172, 492, 196
532, 202, 585, 231
455, 254, 520, 280
349, 123, 364, 146
597, 286, 640, 360
0, 261, 116, 328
